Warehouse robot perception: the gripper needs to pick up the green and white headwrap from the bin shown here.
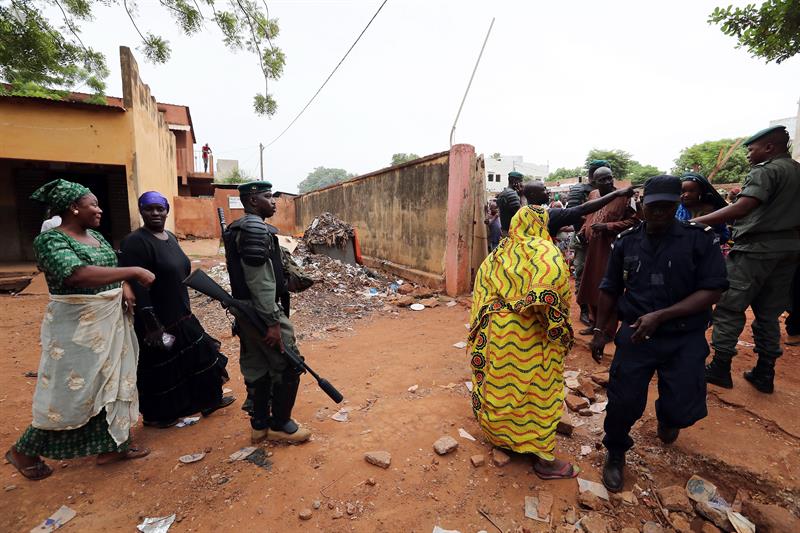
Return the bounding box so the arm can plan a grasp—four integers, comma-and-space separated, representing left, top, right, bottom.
30, 179, 91, 214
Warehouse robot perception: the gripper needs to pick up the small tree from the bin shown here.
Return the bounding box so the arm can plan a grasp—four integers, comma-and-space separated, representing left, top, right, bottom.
673, 139, 750, 184
390, 153, 421, 166
216, 167, 252, 184
546, 167, 584, 182
585, 149, 634, 180
490, 152, 501, 160
297, 167, 355, 194
627, 163, 663, 185
710, 1, 800, 64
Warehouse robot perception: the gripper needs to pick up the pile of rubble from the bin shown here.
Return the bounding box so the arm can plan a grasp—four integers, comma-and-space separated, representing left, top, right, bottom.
303, 212, 355, 248
194, 243, 451, 340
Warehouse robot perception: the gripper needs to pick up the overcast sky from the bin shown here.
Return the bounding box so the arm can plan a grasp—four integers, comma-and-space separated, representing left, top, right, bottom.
78, 0, 800, 192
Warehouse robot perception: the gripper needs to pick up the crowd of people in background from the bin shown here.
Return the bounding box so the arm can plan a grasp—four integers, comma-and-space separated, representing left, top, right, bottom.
477, 124, 800, 491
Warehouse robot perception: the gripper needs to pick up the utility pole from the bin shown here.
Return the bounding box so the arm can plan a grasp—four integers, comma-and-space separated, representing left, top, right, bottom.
259, 143, 264, 180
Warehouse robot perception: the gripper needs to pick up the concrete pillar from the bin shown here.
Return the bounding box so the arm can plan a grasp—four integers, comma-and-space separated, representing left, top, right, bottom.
445, 144, 476, 296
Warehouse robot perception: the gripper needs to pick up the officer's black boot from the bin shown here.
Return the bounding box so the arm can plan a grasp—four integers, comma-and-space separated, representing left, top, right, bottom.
602, 451, 625, 493
705, 356, 733, 389
744, 357, 775, 394
579, 304, 592, 327
657, 421, 680, 444
247, 376, 272, 444
268, 376, 311, 443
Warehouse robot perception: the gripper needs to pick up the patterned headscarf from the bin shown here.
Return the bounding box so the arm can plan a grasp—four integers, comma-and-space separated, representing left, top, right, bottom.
680, 173, 727, 211
138, 191, 170, 211
30, 179, 91, 214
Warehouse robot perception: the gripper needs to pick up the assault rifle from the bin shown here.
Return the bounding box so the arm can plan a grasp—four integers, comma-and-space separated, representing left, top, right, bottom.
184, 215, 343, 404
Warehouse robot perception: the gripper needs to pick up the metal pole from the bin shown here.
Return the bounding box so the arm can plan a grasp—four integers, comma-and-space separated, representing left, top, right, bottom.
450, 17, 495, 148
259, 143, 264, 180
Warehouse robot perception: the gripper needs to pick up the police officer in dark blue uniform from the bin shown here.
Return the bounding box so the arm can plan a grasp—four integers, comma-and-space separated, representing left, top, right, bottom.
588, 175, 729, 493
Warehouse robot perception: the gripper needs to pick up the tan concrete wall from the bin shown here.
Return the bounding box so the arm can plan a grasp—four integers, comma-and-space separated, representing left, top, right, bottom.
295, 152, 450, 281
121, 46, 178, 233
173, 196, 218, 239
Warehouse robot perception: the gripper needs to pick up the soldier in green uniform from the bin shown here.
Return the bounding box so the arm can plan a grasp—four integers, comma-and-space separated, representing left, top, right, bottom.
697, 126, 800, 394
223, 181, 312, 443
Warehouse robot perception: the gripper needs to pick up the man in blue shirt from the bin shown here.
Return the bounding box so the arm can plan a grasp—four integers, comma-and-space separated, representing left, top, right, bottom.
589, 175, 729, 493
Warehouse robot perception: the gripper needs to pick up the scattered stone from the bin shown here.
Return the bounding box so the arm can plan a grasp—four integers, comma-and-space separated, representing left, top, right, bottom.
580, 513, 608, 533
578, 379, 597, 401
536, 491, 554, 519
492, 448, 511, 467
298, 508, 312, 520
621, 529, 638, 533
577, 477, 610, 501
433, 436, 459, 455
364, 451, 391, 469
657, 485, 694, 513
407, 384, 419, 393
565, 394, 589, 412
620, 491, 638, 506
642, 522, 666, 533
556, 419, 574, 436
394, 295, 415, 307
397, 284, 414, 295
420, 298, 440, 308
742, 500, 799, 533
564, 507, 578, 525
590, 371, 610, 387
580, 445, 592, 456
524, 495, 550, 523
332, 508, 343, 519
732, 488, 749, 513
4, 485, 17, 492
671, 514, 692, 533
700, 523, 723, 533
346, 502, 357, 516
452, 341, 467, 349
458, 428, 476, 441
695, 501, 733, 531
565, 377, 581, 390
578, 408, 594, 417
312, 500, 321, 510
470, 454, 485, 467
578, 491, 606, 511
555, 526, 576, 533
366, 477, 376, 486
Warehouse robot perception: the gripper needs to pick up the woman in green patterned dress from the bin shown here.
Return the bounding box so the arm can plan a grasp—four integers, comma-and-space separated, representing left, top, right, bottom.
5, 180, 156, 481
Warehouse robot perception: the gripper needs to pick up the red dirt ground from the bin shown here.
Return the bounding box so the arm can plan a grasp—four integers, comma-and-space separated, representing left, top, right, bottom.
1, 273, 798, 532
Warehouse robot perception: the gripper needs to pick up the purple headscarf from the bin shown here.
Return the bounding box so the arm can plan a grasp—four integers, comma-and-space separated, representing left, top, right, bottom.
138, 191, 169, 211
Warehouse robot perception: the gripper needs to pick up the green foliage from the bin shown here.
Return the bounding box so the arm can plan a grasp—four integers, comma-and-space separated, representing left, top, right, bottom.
216, 167, 251, 184
490, 152, 501, 159
390, 153, 420, 166
627, 163, 663, 185
710, 1, 800, 63
585, 149, 634, 179
546, 166, 584, 182
673, 139, 749, 184
0, 0, 284, 116
297, 167, 355, 194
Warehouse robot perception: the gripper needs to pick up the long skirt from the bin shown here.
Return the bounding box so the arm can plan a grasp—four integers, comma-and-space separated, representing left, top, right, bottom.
469, 308, 566, 461
136, 314, 226, 423
15, 411, 129, 459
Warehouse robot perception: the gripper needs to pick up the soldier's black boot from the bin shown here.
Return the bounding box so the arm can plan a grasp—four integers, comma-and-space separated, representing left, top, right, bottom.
705, 357, 733, 389
247, 376, 272, 444
579, 304, 592, 327
744, 357, 775, 394
268, 376, 311, 443
602, 451, 625, 493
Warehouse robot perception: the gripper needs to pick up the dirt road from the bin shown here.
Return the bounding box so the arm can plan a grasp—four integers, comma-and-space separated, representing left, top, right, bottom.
2, 274, 799, 531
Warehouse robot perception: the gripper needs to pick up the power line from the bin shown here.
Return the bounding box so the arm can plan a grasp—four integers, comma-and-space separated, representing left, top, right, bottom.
264, 0, 389, 148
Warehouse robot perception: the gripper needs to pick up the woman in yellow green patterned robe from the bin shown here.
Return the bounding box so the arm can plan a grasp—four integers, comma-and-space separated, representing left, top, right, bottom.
468, 205, 578, 479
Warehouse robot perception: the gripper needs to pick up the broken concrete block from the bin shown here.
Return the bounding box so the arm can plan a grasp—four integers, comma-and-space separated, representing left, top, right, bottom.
657, 485, 694, 513
419, 297, 440, 308
577, 379, 597, 401
590, 371, 610, 387
470, 454, 485, 467
671, 514, 693, 533
742, 500, 799, 533
565, 394, 589, 412
433, 436, 458, 455
642, 522, 666, 533
578, 491, 606, 511
492, 448, 510, 467
580, 513, 608, 533
364, 451, 391, 469
556, 419, 574, 436
695, 501, 733, 531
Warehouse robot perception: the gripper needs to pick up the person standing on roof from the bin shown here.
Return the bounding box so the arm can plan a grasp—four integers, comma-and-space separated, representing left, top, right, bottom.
202, 143, 212, 173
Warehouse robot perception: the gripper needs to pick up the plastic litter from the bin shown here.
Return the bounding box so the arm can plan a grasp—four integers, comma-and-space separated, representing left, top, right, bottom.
229, 447, 257, 462
453, 341, 467, 349
458, 428, 476, 441
178, 453, 205, 464
577, 477, 610, 501
175, 416, 200, 428
136, 514, 176, 533
410, 303, 425, 311
30, 505, 76, 532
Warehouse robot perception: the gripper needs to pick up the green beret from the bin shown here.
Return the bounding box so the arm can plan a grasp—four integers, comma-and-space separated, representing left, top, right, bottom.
237, 181, 273, 196
744, 125, 788, 146
508, 171, 524, 180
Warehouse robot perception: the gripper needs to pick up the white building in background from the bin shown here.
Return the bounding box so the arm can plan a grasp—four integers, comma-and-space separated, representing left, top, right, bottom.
485, 155, 549, 194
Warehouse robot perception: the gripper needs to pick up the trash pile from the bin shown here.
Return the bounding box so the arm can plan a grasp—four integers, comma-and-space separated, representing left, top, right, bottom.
303, 212, 355, 248
193, 242, 452, 339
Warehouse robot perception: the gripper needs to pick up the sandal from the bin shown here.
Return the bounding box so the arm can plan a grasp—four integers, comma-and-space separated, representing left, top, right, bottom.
5, 449, 53, 481
96, 445, 150, 465
533, 460, 581, 480
201, 395, 236, 417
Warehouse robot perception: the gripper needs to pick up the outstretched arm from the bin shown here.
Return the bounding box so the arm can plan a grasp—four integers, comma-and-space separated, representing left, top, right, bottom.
576, 187, 634, 217
692, 196, 759, 226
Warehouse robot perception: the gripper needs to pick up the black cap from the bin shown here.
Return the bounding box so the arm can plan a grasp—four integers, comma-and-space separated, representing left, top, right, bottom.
643, 175, 681, 205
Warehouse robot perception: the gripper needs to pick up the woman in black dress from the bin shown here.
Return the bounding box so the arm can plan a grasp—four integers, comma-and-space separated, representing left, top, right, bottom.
120, 191, 234, 427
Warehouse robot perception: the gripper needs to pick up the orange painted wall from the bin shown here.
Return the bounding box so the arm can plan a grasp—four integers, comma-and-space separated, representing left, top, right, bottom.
173, 196, 218, 239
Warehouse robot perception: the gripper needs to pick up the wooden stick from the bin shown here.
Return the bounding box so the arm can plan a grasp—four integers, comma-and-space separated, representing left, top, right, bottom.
477, 509, 503, 533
